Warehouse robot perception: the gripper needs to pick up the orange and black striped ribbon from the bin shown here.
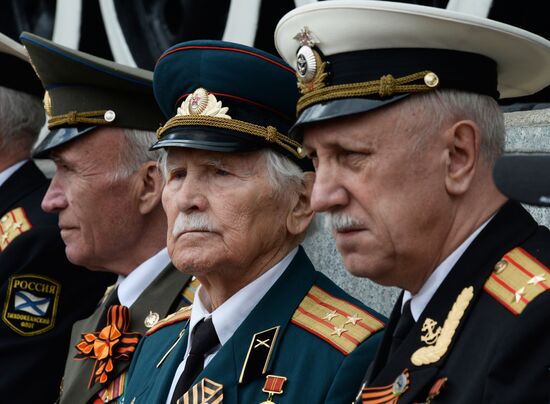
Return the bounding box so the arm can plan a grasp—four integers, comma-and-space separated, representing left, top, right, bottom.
360, 369, 410, 403
74, 305, 142, 388
177, 377, 223, 404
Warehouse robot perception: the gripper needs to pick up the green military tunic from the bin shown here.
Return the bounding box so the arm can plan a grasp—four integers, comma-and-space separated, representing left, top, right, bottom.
124, 247, 386, 403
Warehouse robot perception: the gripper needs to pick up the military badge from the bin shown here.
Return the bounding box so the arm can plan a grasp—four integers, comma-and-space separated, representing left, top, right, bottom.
411, 287, 474, 366
0, 207, 32, 252
144, 310, 160, 328
2, 274, 60, 336
417, 377, 448, 404
260, 375, 287, 403
359, 369, 410, 403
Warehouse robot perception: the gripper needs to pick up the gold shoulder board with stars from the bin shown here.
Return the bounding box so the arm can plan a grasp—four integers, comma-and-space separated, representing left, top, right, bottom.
0, 207, 32, 252
146, 306, 192, 336
291, 285, 384, 355
484, 247, 549, 315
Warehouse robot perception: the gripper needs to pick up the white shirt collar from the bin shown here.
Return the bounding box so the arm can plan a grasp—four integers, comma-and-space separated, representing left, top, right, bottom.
166, 247, 298, 404
116, 248, 170, 307
0, 160, 27, 188
190, 246, 298, 347
403, 217, 493, 321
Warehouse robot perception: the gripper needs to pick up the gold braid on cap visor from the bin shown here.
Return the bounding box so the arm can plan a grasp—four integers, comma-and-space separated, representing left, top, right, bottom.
296, 70, 440, 114
47, 110, 115, 129
156, 115, 306, 159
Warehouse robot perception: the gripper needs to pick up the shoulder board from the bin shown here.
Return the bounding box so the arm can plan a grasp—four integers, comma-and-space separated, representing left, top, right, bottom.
484, 247, 550, 315
0, 207, 32, 252
181, 277, 201, 305
291, 285, 385, 355
146, 305, 192, 336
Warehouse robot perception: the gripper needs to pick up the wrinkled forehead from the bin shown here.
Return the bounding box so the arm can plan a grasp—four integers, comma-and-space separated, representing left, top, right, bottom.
165, 147, 264, 171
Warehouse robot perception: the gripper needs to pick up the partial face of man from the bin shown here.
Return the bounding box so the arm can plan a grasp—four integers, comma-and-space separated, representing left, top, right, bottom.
303, 103, 453, 291
41, 127, 142, 271
162, 148, 290, 279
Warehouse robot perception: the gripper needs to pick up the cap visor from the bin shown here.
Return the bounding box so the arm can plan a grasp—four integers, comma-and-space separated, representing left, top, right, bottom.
290, 94, 409, 140
32, 126, 97, 158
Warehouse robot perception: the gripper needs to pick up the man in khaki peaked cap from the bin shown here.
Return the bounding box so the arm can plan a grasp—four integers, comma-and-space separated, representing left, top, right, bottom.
20, 32, 198, 404
0, 32, 114, 404
275, 1, 550, 403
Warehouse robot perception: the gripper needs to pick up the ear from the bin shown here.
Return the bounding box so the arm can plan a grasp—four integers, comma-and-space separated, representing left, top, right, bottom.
287, 172, 316, 236
136, 161, 164, 215
444, 120, 480, 196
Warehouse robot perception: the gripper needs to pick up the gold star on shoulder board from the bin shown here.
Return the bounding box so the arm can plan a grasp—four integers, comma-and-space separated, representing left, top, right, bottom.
345, 314, 362, 325
527, 274, 546, 285
323, 310, 339, 322
331, 326, 347, 337
513, 287, 526, 303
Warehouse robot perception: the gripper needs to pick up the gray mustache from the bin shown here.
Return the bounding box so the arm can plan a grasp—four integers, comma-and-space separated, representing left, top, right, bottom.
323, 212, 364, 232
172, 213, 215, 237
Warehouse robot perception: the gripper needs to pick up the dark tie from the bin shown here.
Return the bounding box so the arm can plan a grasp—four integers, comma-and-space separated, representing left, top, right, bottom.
388, 299, 414, 360
171, 317, 220, 403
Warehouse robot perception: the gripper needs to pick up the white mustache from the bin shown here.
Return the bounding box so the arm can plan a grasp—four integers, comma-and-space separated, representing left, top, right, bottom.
324, 212, 364, 232
172, 213, 215, 237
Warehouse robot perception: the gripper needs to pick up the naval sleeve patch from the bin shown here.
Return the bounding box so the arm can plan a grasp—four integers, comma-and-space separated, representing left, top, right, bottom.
291, 285, 385, 355
0, 207, 32, 252
146, 305, 192, 336
484, 247, 550, 315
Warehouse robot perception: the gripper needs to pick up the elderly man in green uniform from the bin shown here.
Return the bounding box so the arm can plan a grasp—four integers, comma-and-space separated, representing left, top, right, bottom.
123, 40, 386, 404
20, 32, 198, 404
0, 32, 114, 404
275, 2, 550, 403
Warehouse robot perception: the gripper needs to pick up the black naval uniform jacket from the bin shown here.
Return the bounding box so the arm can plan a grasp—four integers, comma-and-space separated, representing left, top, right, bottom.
58, 263, 193, 404
359, 201, 550, 403
0, 160, 115, 403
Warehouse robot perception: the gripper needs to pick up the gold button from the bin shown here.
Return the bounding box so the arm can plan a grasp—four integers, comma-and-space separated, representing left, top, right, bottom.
424, 72, 439, 88
494, 260, 508, 274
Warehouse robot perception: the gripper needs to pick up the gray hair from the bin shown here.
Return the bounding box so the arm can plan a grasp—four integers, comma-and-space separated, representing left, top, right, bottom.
0, 86, 45, 153
403, 89, 505, 166
111, 129, 162, 181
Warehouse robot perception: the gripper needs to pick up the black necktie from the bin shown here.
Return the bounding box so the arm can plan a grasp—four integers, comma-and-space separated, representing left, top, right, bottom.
388, 299, 414, 360
171, 317, 220, 403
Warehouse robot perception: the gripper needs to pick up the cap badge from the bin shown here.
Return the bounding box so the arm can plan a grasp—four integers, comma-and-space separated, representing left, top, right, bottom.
293, 26, 319, 48
293, 27, 327, 95
178, 88, 231, 119
43, 91, 53, 118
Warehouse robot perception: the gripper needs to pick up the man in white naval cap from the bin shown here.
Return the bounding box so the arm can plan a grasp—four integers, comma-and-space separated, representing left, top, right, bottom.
275, 1, 550, 402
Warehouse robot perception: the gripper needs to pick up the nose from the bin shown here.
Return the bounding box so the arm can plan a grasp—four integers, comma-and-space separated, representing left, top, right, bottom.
173, 175, 208, 213
310, 162, 349, 213
41, 175, 68, 213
